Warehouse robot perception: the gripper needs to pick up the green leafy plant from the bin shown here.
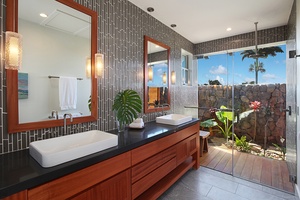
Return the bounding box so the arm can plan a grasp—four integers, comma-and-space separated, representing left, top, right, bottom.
112, 89, 142, 130
234, 134, 251, 152
200, 119, 218, 128
272, 137, 286, 160
215, 105, 234, 142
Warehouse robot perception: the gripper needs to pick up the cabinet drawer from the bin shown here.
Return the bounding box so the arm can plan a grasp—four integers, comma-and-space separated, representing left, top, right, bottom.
132, 157, 177, 199
132, 146, 176, 183
132, 123, 199, 165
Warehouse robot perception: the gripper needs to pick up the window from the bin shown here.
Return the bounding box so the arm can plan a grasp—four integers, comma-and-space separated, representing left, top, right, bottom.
181, 49, 192, 86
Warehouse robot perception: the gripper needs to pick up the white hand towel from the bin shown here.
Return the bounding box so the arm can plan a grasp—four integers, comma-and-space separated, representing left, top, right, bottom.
129, 122, 144, 128
133, 118, 143, 123
59, 76, 77, 110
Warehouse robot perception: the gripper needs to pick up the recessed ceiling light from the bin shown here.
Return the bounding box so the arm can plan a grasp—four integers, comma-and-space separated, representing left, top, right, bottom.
147, 7, 154, 12
226, 27, 232, 31
40, 13, 48, 18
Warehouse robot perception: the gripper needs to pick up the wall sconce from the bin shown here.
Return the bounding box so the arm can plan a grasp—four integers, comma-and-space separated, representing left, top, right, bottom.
162, 72, 167, 84
85, 57, 91, 78
148, 65, 153, 82
5, 31, 22, 70
171, 71, 176, 85
95, 53, 104, 78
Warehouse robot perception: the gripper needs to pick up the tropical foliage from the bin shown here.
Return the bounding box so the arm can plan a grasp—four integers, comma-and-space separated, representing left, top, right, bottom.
240, 46, 283, 84
112, 89, 142, 130
234, 134, 251, 152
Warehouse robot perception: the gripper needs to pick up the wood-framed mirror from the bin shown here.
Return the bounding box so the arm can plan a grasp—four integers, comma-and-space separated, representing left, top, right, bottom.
6, 0, 98, 133
144, 35, 171, 113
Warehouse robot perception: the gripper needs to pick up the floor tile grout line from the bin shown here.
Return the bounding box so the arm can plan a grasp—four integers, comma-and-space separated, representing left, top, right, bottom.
202, 166, 296, 197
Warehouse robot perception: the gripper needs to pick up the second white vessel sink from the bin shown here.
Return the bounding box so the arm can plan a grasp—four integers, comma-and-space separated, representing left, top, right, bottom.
29, 130, 118, 168
156, 114, 192, 125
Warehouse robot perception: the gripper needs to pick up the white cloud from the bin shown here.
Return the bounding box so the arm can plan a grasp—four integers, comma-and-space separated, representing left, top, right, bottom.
234, 73, 242, 78
209, 65, 227, 75
215, 75, 224, 84
263, 73, 277, 80
244, 77, 254, 82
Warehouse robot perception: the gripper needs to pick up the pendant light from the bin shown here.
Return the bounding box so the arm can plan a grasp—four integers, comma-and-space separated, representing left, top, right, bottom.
5, 0, 22, 70
95, 53, 104, 78
85, 57, 91, 78
5, 31, 22, 70
162, 72, 167, 84
170, 24, 177, 85
148, 65, 153, 82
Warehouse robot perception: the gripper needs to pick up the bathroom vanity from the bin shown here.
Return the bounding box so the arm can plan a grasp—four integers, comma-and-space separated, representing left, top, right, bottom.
0, 120, 199, 200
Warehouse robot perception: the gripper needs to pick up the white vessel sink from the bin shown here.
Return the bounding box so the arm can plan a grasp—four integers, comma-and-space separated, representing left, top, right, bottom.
156, 114, 192, 125
29, 130, 118, 168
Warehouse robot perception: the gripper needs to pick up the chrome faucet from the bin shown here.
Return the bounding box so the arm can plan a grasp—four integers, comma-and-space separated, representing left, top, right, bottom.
49, 110, 58, 119
159, 103, 170, 116
63, 113, 73, 135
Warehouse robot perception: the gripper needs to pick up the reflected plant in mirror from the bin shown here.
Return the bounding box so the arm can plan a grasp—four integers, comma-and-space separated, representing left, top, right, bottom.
144, 36, 171, 113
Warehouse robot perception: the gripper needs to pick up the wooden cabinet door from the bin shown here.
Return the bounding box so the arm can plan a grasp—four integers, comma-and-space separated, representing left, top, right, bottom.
69, 170, 131, 200
176, 134, 197, 166
92, 169, 131, 200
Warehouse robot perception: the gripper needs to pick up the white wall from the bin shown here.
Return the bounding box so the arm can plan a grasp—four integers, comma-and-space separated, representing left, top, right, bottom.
18, 19, 91, 123
296, 0, 300, 196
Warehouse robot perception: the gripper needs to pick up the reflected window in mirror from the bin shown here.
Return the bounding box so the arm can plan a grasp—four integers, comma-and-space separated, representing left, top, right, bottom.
181, 49, 193, 86
144, 36, 170, 113
6, 0, 98, 133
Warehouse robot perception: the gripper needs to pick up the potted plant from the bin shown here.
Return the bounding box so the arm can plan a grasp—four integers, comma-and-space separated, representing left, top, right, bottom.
112, 89, 142, 131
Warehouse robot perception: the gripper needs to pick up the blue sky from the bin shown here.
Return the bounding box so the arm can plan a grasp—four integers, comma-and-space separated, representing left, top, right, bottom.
198, 44, 286, 85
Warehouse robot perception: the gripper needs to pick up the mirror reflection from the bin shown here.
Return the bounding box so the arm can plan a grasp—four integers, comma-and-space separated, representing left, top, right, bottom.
18, 0, 91, 123
144, 36, 170, 113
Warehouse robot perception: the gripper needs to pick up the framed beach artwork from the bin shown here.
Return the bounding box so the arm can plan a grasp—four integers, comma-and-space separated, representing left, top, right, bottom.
18, 72, 28, 99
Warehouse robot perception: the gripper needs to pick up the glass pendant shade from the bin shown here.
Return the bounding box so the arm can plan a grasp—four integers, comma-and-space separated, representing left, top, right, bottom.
95, 53, 104, 78
171, 71, 176, 85
85, 57, 91, 78
162, 72, 167, 84
5, 31, 22, 70
148, 66, 153, 81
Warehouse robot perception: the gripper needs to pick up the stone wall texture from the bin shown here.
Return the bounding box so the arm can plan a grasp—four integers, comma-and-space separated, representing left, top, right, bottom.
198, 84, 286, 145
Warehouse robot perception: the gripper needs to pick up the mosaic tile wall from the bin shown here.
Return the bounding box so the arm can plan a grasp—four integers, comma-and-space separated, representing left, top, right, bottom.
0, 0, 197, 154
194, 26, 287, 55
0, 0, 291, 155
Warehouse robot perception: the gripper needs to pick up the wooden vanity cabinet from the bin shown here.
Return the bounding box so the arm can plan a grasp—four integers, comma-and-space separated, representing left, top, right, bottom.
27, 152, 131, 200
3, 122, 199, 200
132, 123, 199, 199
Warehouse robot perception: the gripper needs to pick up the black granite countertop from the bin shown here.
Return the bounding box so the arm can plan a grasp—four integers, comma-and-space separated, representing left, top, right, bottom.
0, 119, 199, 199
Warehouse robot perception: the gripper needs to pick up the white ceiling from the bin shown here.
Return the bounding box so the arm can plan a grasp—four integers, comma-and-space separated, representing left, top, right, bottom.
19, 0, 91, 38
128, 0, 294, 44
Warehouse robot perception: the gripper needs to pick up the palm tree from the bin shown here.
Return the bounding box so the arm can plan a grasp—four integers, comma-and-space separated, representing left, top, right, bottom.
240, 46, 283, 84
248, 61, 265, 84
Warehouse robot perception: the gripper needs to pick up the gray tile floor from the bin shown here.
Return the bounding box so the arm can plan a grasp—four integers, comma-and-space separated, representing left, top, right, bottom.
158, 167, 299, 200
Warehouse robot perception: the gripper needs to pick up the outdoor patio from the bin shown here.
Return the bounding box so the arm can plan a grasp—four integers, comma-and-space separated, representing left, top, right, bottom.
199, 144, 294, 193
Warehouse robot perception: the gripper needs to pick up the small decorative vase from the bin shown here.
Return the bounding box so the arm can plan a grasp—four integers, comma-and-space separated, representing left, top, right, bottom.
116, 120, 126, 132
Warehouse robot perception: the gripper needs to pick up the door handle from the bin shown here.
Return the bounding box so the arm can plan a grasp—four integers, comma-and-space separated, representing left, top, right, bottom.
282, 106, 292, 116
